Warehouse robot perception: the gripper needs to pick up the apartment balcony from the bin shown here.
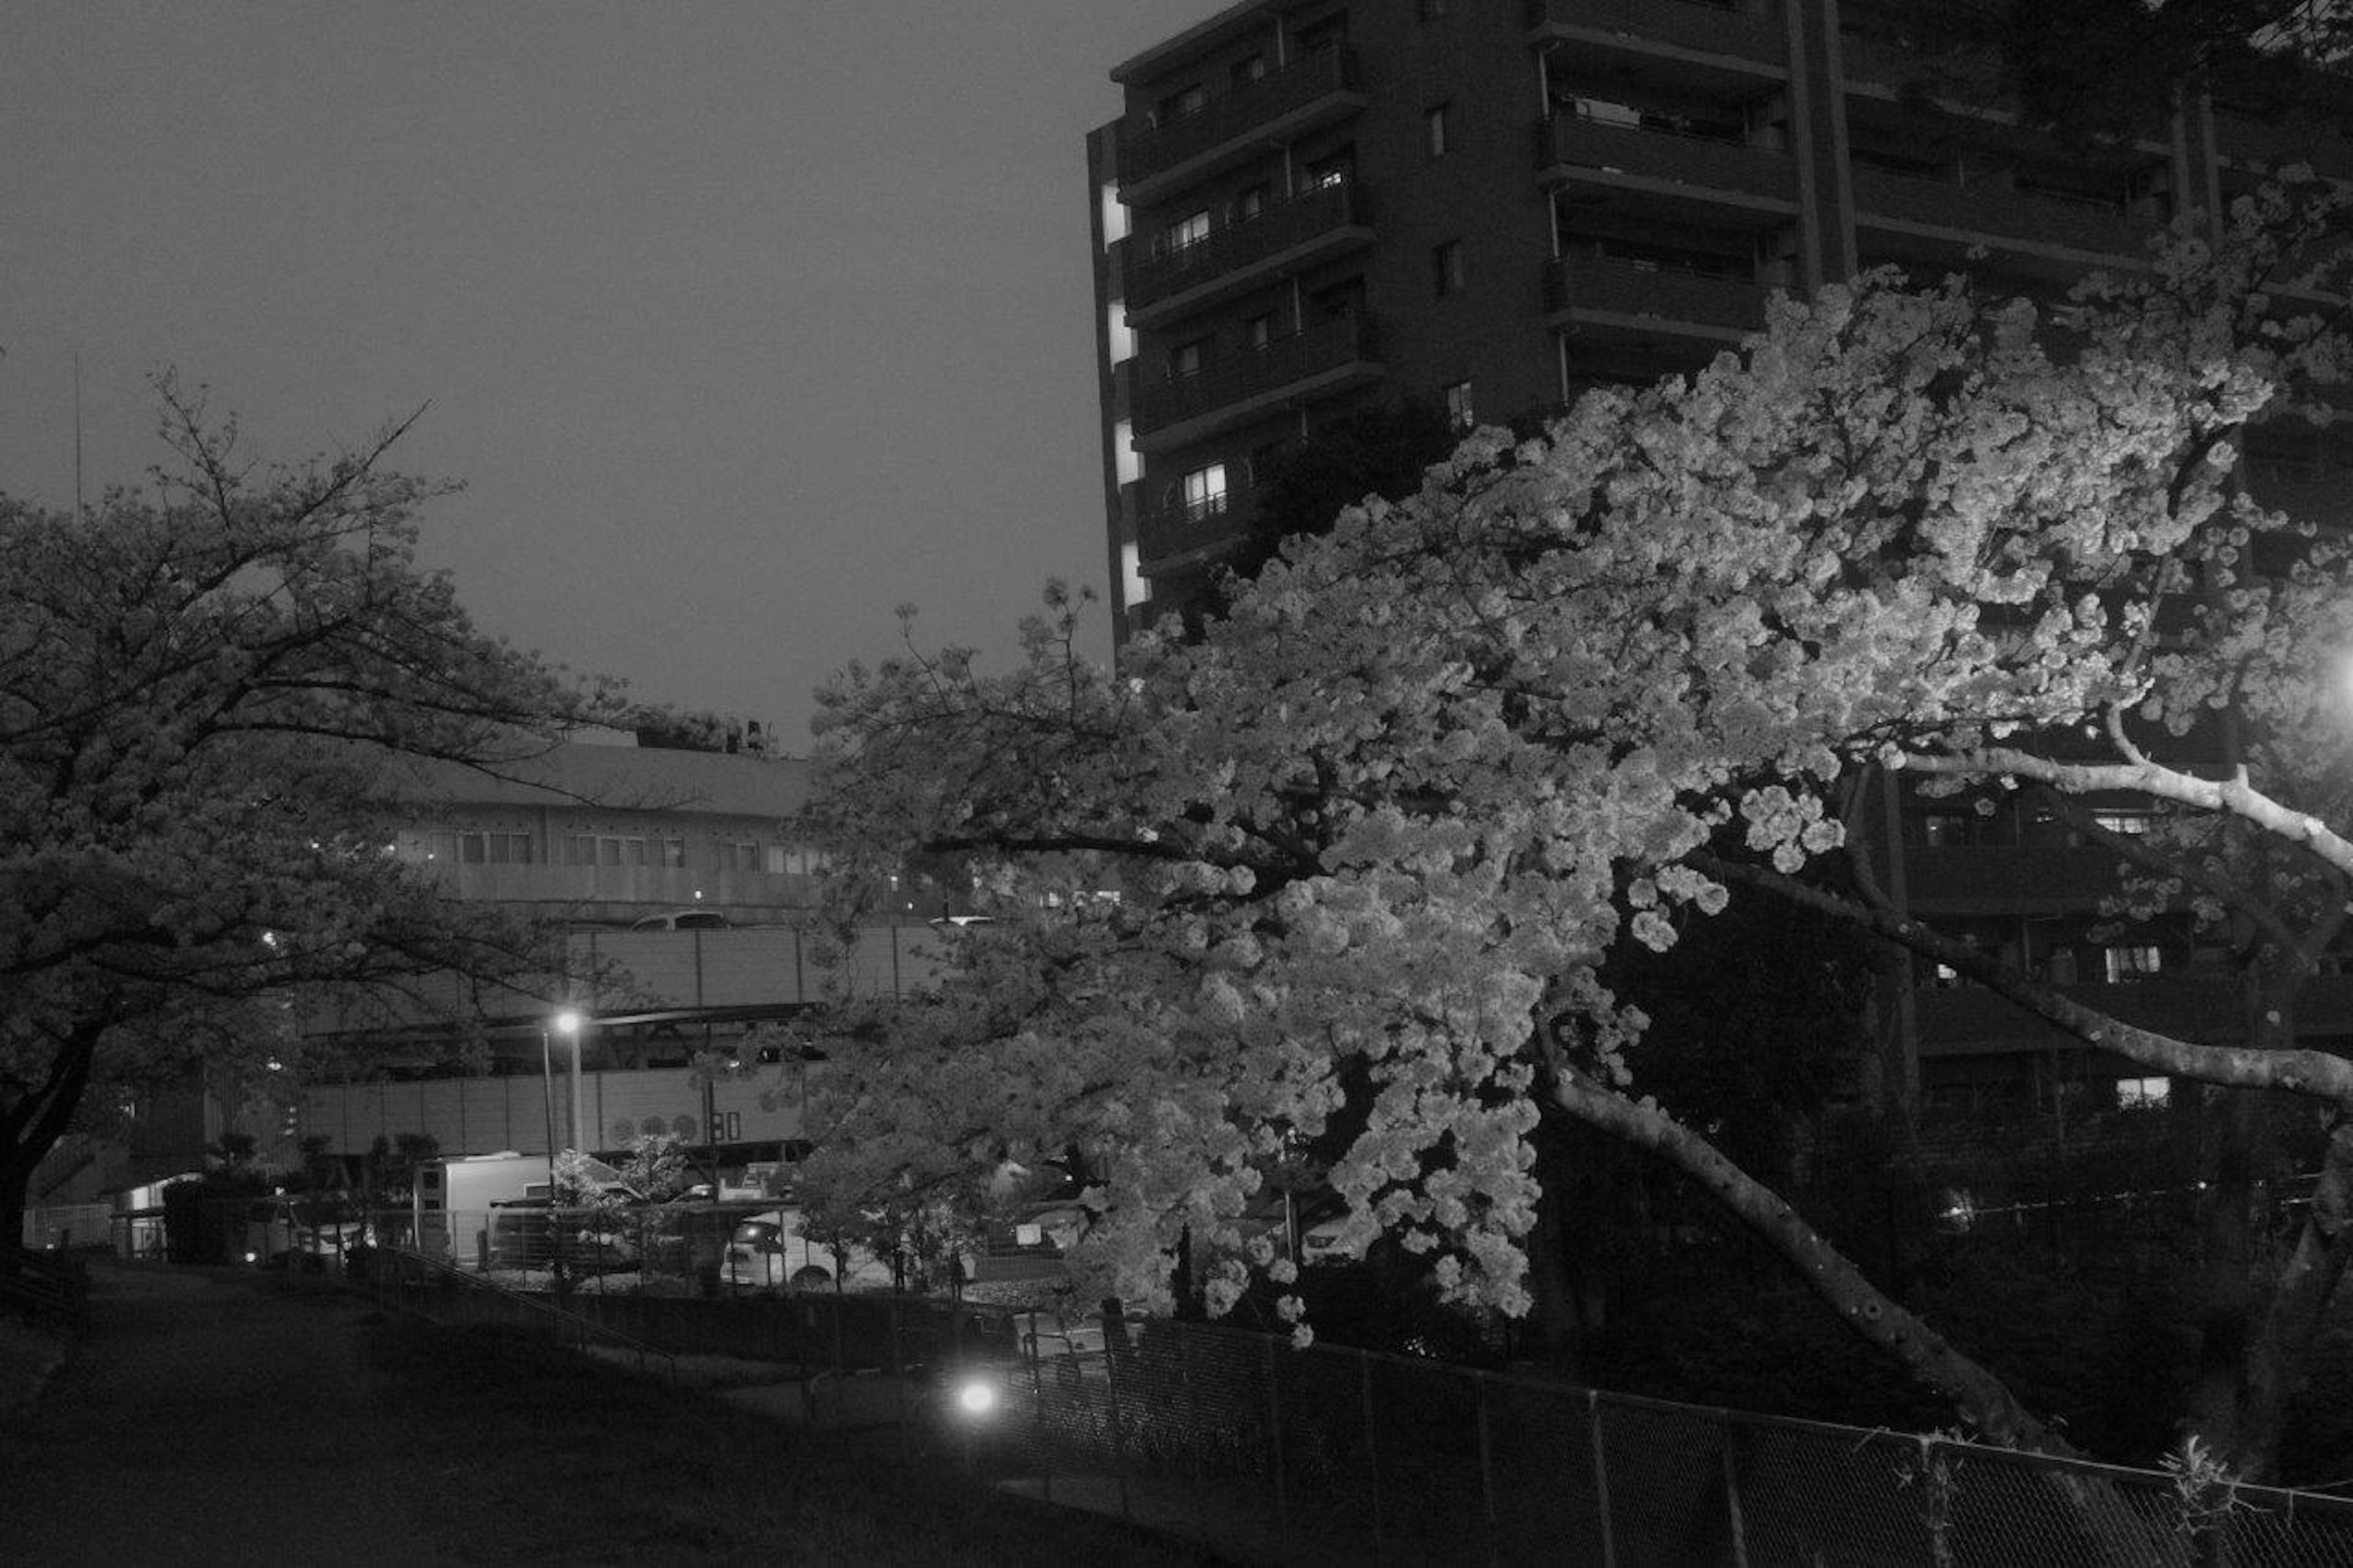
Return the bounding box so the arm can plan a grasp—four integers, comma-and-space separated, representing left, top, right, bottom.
1542, 251, 1768, 339
1132, 314, 1384, 453
1536, 113, 1799, 208
2212, 108, 2353, 176
1118, 46, 1367, 206
1910, 972, 2353, 1058
1137, 482, 1257, 567
1125, 180, 1375, 330
1526, 0, 1787, 70
1851, 164, 2151, 262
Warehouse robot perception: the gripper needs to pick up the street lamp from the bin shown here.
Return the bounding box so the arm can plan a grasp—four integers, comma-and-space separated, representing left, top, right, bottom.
540, 1009, 586, 1200
554, 1009, 585, 1159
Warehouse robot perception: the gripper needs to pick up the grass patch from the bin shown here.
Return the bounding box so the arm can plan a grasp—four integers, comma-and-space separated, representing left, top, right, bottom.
366, 1315, 1222, 1566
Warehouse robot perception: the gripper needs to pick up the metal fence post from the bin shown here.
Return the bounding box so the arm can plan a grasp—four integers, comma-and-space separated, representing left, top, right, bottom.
1587, 1389, 1618, 1568
1721, 1417, 1749, 1568
1265, 1333, 1290, 1561
1477, 1369, 1499, 1568
1101, 1299, 1133, 1524
1360, 1348, 1385, 1561
1028, 1314, 1052, 1507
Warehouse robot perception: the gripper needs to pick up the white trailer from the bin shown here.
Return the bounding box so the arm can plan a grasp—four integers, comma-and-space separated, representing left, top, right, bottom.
413, 1152, 545, 1267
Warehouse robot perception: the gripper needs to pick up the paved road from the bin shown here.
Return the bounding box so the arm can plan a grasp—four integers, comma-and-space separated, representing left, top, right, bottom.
0, 1263, 427, 1566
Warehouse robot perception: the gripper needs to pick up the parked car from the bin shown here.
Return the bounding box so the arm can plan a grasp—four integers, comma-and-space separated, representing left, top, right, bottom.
629, 909, 733, 932
719, 1207, 893, 1291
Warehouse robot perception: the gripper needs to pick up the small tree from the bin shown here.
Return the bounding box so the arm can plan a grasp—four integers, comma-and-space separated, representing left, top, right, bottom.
0, 379, 622, 1237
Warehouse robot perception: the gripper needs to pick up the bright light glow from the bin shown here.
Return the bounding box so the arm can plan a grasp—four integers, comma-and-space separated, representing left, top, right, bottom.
956, 1379, 997, 1417
553, 1010, 582, 1035
243, 1251, 258, 1264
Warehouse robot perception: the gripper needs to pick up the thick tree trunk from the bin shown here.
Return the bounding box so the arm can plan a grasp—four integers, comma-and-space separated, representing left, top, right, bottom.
0, 1016, 107, 1251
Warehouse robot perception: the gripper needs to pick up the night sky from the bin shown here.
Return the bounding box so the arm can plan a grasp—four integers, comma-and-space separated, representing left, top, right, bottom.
0, 2, 1197, 748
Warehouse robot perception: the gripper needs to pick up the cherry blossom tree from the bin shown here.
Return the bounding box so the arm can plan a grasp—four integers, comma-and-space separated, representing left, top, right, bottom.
0, 381, 621, 1236
804, 183, 2353, 1474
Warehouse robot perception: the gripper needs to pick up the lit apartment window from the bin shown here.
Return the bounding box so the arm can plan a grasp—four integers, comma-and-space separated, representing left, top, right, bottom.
1105, 300, 1135, 364
1307, 147, 1354, 188
1163, 209, 1210, 255
1113, 419, 1141, 485
2104, 944, 2162, 983
2117, 1075, 2171, 1109
1919, 812, 1973, 847
1121, 542, 1149, 608
1427, 104, 1449, 158
1099, 181, 1129, 246
1433, 239, 1466, 298
1444, 380, 1474, 430
1181, 463, 1229, 523
2091, 809, 2154, 836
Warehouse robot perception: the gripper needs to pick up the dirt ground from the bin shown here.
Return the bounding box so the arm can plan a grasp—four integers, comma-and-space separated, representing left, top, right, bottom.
0, 1263, 429, 1565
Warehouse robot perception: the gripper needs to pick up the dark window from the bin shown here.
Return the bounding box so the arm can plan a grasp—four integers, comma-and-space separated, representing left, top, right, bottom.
1243, 312, 1276, 350
1171, 338, 1208, 378
1433, 238, 1466, 298
1232, 53, 1266, 87
1419, 0, 1449, 17
1159, 83, 1206, 123
1233, 183, 1270, 222
1296, 14, 1347, 53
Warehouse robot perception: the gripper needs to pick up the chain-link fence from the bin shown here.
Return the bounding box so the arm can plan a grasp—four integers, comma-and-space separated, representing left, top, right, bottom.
967, 1314, 2353, 1567
184, 1202, 2353, 1566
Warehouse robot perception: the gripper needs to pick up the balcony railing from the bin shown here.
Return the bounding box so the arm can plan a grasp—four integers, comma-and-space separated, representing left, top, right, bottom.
1126, 179, 1372, 323
1851, 165, 2151, 259
1133, 313, 1381, 443
1543, 251, 1769, 336
1118, 47, 1365, 198
1526, 0, 1787, 67
1138, 482, 1256, 565
1536, 112, 1799, 204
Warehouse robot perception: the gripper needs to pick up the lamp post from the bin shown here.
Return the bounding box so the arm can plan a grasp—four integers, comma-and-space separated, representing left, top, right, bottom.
540, 1009, 586, 1202
554, 1009, 585, 1161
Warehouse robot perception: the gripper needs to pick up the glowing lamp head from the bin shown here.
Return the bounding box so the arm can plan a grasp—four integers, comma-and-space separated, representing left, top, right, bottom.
553, 1010, 582, 1036
956, 1378, 997, 1417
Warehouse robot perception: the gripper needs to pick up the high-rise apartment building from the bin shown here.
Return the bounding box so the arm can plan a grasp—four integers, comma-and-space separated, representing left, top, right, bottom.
1086, 0, 2353, 1109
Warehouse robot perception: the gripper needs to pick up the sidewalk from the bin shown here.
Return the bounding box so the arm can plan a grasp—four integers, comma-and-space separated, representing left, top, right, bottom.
0, 1262, 426, 1566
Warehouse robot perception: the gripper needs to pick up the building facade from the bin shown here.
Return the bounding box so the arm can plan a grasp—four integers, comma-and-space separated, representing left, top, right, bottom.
1086, 0, 2353, 1110
24, 735, 953, 1244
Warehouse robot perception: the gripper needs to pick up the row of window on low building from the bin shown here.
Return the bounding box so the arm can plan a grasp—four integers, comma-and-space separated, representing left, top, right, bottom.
392, 830, 830, 875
